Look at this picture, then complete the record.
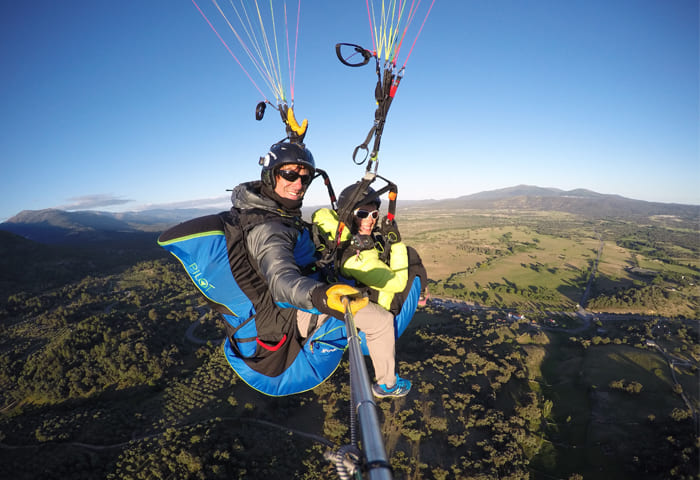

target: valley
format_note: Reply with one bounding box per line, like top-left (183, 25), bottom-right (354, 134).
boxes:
top-left (0, 199), bottom-right (697, 479)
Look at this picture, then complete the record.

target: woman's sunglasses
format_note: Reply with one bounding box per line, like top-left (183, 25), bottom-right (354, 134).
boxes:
top-left (353, 208), bottom-right (379, 220)
top-left (277, 169), bottom-right (312, 185)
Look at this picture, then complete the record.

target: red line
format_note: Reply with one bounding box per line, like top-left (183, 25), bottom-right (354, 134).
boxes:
top-left (292, 0), bottom-right (301, 102)
top-left (392, 0), bottom-right (417, 62)
top-left (366, 0), bottom-right (376, 52)
top-left (402, 0), bottom-right (436, 68)
top-left (285, 2), bottom-right (292, 101)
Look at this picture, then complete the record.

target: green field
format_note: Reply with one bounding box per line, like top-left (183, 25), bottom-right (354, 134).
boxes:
top-left (399, 209), bottom-right (700, 318)
top-left (529, 331), bottom-right (697, 480)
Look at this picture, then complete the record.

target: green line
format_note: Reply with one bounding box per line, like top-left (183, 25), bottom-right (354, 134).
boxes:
top-left (157, 230), bottom-right (225, 246)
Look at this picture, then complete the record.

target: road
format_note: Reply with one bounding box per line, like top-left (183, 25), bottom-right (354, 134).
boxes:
top-left (184, 307), bottom-right (224, 345)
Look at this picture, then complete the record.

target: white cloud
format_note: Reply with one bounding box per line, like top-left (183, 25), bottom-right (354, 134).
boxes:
top-left (134, 195), bottom-right (230, 211)
top-left (59, 194), bottom-right (133, 210)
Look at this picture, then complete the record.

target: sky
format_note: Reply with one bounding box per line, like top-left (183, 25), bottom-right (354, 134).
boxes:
top-left (1, 0), bottom-right (698, 221)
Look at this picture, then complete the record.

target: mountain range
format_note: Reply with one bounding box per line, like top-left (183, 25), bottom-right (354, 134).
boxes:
top-left (0, 208), bottom-right (217, 244)
top-left (406, 185), bottom-right (699, 218)
top-left (1, 185), bottom-right (697, 245)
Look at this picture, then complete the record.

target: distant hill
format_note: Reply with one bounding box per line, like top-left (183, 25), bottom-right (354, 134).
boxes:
top-left (112, 208), bottom-right (228, 231)
top-left (0, 229), bottom-right (43, 258)
top-left (0, 225), bottom-right (166, 297)
top-left (403, 184), bottom-right (700, 221)
top-left (6, 208), bottom-right (136, 230)
top-left (2, 186), bottom-right (698, 244)
top-left (0, 208), bottom-right (221, 244)
top-left (2, 209), bottom-right (136, 243)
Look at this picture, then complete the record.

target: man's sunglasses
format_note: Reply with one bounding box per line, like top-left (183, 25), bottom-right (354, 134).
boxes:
top-left (354, 208), bottom-right (379, 220)
top-left (277, 169), bottom-right (312, 185)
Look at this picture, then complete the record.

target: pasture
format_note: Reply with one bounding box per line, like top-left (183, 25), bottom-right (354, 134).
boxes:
top-left (398, 208), bottom-right (699, 317)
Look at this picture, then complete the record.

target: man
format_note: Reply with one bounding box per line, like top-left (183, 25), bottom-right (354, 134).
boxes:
top-left (230, 142), bottom-right (411, 397)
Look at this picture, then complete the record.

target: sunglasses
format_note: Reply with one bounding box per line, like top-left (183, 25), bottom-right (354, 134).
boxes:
top-left (277, 169), bottom-right (312, 185)
top-left (354, 208), bottom-right (379, 220)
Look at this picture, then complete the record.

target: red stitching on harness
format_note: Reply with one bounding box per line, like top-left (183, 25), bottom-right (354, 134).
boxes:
top-left (256, 334), bottom-right (287, 352)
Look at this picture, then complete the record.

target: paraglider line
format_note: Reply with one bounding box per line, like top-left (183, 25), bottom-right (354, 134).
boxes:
top-left (226, 0), bottom-right (284, 103)
top-left (191, 0), bottom-right (268, 101)
top-left (401, 0), bottom-right (435, 68)
top-left (284, 2), bottom-right (292, 102)
top-left (366, 0), bottom-right (377, 58)
top-left (292, 0), bottom-right (301, 102)
top-left (283, 1), bottom-right (301, 103)
top-left (390, 0), bottom-right (416, 64)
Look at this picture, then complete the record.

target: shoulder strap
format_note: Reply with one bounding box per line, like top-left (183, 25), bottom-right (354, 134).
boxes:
top-left (237, 207), bottom-right (307, 233)
top-left (221, 210), bottom-right (295, 335)
top-left (221, 210), bottom-right (302, 376)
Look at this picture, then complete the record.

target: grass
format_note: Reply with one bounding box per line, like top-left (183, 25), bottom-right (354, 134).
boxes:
top-left (583, 346), bottom-right (671, 385)
top-left (399, 209), bottom-right (699, 318)
top-left (410, 224), bottom-right (600, 309)
top-left (527, 330), bottom-right (696, 479)
top-left (596, 241), bottom-right (634, 281)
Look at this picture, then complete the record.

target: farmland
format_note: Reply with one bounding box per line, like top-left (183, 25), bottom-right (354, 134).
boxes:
top-left (399, 208), bottom-right (699, 319)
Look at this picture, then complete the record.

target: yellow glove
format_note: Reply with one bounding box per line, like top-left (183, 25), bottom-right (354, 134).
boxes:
top-left (326, 284), bottom-right (369, 315)
top-left (312, 284), bottom-right (369, 318)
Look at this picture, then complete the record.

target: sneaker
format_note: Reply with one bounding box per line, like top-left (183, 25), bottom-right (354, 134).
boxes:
top-left (418, 287), bottom-right (430, 306)
top-left (372, 375), bottom-right (411, 398)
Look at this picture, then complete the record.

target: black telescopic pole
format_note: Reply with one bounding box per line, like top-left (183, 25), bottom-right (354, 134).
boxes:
top-left (341, 297), bottom-right (393, 480)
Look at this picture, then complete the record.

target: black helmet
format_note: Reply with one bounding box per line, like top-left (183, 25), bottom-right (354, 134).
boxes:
top-left (260, 142), bottom-right (316, 188)
top-left (338, 182), bottom-right (381, 211)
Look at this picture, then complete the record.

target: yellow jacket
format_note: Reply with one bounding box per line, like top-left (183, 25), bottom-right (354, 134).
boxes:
top-left (312, 208), bottom-right (409, 310)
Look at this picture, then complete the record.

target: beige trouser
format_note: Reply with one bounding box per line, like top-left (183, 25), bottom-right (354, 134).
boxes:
top-left (297, 302), bottom-right (396, 386)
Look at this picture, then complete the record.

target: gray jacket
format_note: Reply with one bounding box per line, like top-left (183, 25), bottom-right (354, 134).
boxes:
top-left (231, 181), bottom-right (321, 311)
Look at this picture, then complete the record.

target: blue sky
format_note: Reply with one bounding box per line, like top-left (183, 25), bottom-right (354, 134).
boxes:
top-left (1, 1), bottom-right (698, 221)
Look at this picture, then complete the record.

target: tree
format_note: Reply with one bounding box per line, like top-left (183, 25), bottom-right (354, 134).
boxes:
top-left (670, 408), bottom-right (691, 421)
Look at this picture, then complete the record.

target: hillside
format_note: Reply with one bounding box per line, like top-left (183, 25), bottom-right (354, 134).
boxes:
top-left (405, 185), bottom-right (699, 225)
top-left (0, 208), bottom-right (220, 244)
top-left (0, 228), bottom-right (166, 297)
top-left (0, 256), bottom-right (696, 479)
top-left (2, 186), bottom-right (698, 245)
top-left (0, 195), bottom-right (698, 479)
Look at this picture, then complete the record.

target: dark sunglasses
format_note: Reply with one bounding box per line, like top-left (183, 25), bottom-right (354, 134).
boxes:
top-left (277, 169), bottom-right (312, 185)
top-left (354, 208), bottom-right (379, 220)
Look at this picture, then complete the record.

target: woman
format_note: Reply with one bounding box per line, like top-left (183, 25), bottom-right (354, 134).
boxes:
top-left (312, 183), bottom-right (410, 312)
top-left (313, 183), bottom-right (415, 396)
